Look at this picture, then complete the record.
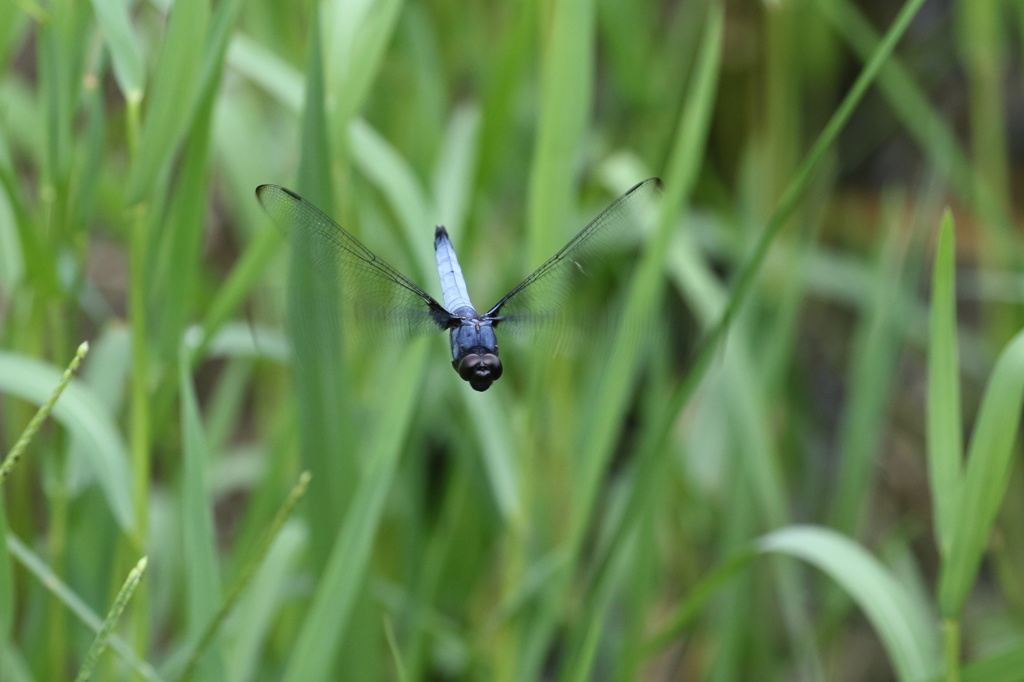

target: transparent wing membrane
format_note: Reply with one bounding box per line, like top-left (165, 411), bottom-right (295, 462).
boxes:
top-left (486, 178), bottom-right (662, 339)
top-left (256, 185), bottom-right (454, 340)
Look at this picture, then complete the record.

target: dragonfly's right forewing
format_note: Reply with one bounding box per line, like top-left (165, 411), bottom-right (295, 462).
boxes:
top-left (484, 178), bottom-right (662, 342)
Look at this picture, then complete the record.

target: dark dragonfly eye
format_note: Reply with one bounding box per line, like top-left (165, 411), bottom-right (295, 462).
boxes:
top-left (457, 353), bottom-right (503, 392)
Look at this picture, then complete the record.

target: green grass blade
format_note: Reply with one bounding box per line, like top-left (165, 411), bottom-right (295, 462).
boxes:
top-left (0, 346), bottom-right (133, 529)
top-left (641, 548), bottom-right (760, 664)
top-left (322, 0), bottom-right (404, 130)
top-left (542, 6), bottom-right (724, 676)
top-left (831, 198), bottom-right (917, 533)
top-left (348, 118), bottom-right (434, 282)
top-left (816, 0), bottom-right (1012, 239)
top-left (958, 1), bottom-right (1014, 278)
top-left (0, 638), bottom-right (33, 682)
top-left (525, 0), bottom-right (594, 266)
top-left (939, 328), bottom-right (1024, 616)
top-left (282, 340), bottom-right (429, 682)
top-left (177, 472), bottom-right (311, 682)
top-left (87, 0), bottom-right (144, 101)
top-left (382, 614), bottom-right (409, 682)
top-left (561, 528), bottom-right (638, 682)
top-left (431, 104), bottom-right (481, 237)
top-left (127, 0), bottom-right (210, 201)
top-left (759, 526), bottom-right (941, 681)
top-left (927, 210), bottom-right (963, 556)
top-left (178, 344), bottom-right (225, 680)
top-left (288, 1), bottom-right (351, 570)
top-left (462, 390), bottom-right (522, 526)
top-left (193, 226), bottom-right (283, 365)
top-left (701, 0), bottom-right (928, 358)
top-left (152, 94), bottom-right (215, 366)
top-left (226, 33), bottom-right (303, 111)
top-left (0, 6), bottom-right (27, 68)
top-left (225, 522), bottom-right (307, 682)
top-left (724, 336), bottom-right (825, 680)
top-left (0, 182), bottom-right (25, 291)
top-left (637, 0), bottom-right (929, 504)
top-left (959, 642), bottom-right (1024, 682)
top-left (73, 556), bottom-right (148, 682)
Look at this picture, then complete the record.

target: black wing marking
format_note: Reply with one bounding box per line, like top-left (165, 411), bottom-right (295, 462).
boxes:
top-left (484, 178), bottom-right (662, 333)
top-left (256, 185), bottom-right (456, 338)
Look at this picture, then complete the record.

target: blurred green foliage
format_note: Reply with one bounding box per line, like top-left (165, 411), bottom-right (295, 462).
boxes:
top-left (1, 0), bottom-right (1024, 680)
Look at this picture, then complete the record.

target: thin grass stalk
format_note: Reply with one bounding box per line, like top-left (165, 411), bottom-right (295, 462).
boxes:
top-left (73, 557), bottom-right (148, 682)
top-left (943, 618), bottom-right (961, 682)
top-left (127, 198), bottom-right (151, 662)
top-left (0, 341), bottom-right (88, 482)
top-left (382, 615), bottom-right (409, 682)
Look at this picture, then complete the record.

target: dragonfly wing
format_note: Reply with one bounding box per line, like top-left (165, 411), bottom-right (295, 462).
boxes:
top-left (257, 185), bottom-right (455, 339)
top-left (484, 178), bottom-right (662, 340)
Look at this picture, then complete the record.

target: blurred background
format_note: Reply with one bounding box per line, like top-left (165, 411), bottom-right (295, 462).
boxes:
top-left (1, 0), bottom-right (1023, 679)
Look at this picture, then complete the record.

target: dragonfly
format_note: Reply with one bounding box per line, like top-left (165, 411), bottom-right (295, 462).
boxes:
top-left (256, 177), bottom-right (661, 391)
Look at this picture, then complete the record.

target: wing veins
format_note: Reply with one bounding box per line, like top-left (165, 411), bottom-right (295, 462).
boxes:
top-left (257, 185), bottom-right (454, 330)
top-left (485, 178), bottom-right (660, 318)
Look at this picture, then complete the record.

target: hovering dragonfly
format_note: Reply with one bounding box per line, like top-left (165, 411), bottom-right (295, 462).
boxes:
top-left (256, 178), bottom-right (661, 391)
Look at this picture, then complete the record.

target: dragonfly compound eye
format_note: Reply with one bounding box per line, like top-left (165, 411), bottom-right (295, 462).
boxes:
top-left (458, 353), bottom-right (503, 391)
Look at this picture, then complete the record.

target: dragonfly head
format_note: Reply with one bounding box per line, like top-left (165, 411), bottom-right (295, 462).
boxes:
top-left (456, 353), bottom-right (503, 391)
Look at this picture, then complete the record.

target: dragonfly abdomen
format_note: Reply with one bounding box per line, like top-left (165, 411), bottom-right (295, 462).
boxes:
top-left (434, 226), bottom-right (475, 314)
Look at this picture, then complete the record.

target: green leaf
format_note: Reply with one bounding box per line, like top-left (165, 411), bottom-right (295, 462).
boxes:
top-left (939, 327), bottom-right (1024, 616)
top-left (759, 526), bottom-right (940, 681)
